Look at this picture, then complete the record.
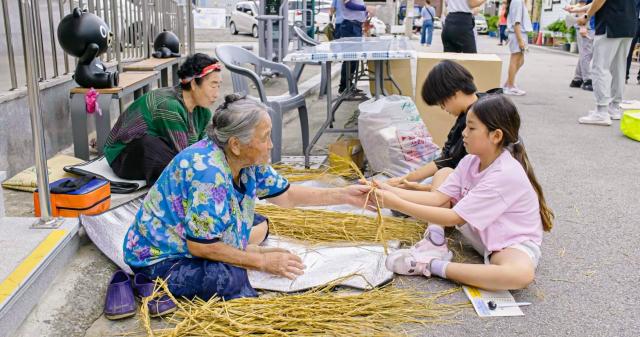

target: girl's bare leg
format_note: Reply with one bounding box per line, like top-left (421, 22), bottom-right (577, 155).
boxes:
top-left (442, 248), bottom-right (535, 290)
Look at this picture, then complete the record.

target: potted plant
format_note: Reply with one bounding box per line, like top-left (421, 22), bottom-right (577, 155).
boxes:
top-left (543, 32), bottom-right (553, 46)
top-left (486, 14), bottom-right (499, 37)
top-left (568, 26), bottom-right (578, 53)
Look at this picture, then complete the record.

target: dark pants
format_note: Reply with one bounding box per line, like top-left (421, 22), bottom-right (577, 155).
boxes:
top-left (339, 20), bottom-right (363, 92)
top-left (130, 214), bottom-right (268, 301)
top-left (132, 258), bottom-right (258, 301)
top-left (499, 24), bottom-right (507, 44)
top-left (110, 135), bottom-right (177, 186)
top-left (442, 12), bottom-right (477, 53)
top-left (334, 22), bottom-right (342, 39)
top-left (626, 19), bottom-right (640, 80)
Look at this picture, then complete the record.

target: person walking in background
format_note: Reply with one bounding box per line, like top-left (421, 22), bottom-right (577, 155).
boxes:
top-left (330, 0), bottom-right (344, 40)
top-left (565, 0), bottom-right (595, 91)
top-left (503, 0), bottom-right (532, 96)
top-left (498, 1), bottom-right (508, 46)
top-left (625, 0), bottom-right (640, 84)
top-left (337, 0), bottom-right (375, 94)
top-left (441, 0), bottom-right (488, 53)
top-left (577, 0), bottom-right (637, 126)
top-left (421, 1), bottom-right (436, 46)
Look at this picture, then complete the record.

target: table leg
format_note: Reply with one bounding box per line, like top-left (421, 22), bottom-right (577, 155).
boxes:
top-left (374, 60), bottom-right (384, 99)
top-left (94, 94), bottom-right (114, 156)
top-left (306, 61), bottom-right (359, 167)
top-left (70, 94), bottom-right (89, 160)
top-left (306, 62), bottom-right (333, 166)
top-left (160, 68), bottom-right (169, 87)
top-left (171, 64), bottom-right (179, 86)
top-left (134, 87), bottom-right (145, 99)
top-left (385, 60), bottom-right (402, 96)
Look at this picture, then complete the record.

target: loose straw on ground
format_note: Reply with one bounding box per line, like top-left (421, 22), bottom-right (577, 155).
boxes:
top-left (138, 279), bottom-right (467, 337)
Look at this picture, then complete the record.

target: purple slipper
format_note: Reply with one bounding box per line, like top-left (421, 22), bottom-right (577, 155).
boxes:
top-left (104, 270), bottom-right (136, 320)
top-left (133, 273), bottom-right (177, 317)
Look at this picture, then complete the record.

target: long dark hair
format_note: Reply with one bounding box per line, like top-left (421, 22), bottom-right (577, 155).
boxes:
top-left (505, 0), bottom-right (513, 19)
top-left (470, 95), bottom-right (554, 232)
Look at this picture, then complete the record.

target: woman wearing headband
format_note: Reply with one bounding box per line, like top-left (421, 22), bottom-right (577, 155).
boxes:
top-left (104, 53), bottom-right (222, 185)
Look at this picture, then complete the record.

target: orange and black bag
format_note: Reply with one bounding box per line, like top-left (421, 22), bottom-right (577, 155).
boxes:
top-left (34, 176), bottom-right (110, 217)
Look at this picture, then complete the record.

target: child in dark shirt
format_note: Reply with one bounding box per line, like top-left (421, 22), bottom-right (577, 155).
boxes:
top-left (388, 60), bottom-right (501, 192)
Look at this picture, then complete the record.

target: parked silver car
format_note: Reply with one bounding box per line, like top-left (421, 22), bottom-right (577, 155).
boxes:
top-left (229, 1), bottom-right (259, 38)
top-left (475, 15), bottom-right (488, 34)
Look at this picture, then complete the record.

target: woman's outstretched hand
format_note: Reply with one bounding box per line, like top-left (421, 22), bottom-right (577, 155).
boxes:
top-left (355, 179), bottom-right (401, 211)
top-left (261, 251), bottom-right (305, 280)
top-left (342, 184), bottom-right (373, 208)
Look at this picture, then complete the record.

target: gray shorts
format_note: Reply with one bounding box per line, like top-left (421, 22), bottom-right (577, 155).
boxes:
top-left (508, 32), bottom-right (527, 54)
top-left (457, 224), bottom-right (541, 269)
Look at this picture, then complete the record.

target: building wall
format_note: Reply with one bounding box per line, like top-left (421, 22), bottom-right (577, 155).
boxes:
top-left (540, 0), bottom-right (572, 30)
top-left (0, 79), bottom-right (79, 177)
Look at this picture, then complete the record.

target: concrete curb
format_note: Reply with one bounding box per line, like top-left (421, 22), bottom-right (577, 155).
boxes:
top-left (528, 44), bottom-right (579, 57)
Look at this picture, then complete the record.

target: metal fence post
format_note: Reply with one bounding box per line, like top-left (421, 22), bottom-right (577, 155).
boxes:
top-left (110, 0), bottom-right (121, 73)
top-left (186, 0), bottom-right (194, 54)
top-left (142, 0), bottom-right (150, 58)
top-left (1, 0), bottom-right (19, 89)
top-left (19, 0), bottom-right (63, 229)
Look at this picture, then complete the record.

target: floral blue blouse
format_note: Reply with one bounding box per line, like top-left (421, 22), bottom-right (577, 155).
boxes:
top-left (123, 139), bottom-right (289, 268)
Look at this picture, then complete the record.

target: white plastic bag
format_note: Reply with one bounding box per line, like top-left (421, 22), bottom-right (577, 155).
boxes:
top-left (358, 95), bottom-right (440, 177)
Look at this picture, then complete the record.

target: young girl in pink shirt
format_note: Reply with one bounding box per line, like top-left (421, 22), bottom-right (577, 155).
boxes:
top-left (368, 95), bottom-right (554, 290)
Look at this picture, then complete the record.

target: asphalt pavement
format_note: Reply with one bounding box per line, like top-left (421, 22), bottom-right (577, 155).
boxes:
top-left (7, 29), bottom-right (640, 336)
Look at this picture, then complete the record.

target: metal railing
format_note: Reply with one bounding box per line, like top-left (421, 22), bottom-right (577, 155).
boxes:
top-left (0, 0), bottom-right (194, 92)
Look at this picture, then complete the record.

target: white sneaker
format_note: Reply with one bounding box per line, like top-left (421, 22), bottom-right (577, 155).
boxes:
top-left (503, 86), bottom-right (526, 96)
top-left (578, 112), bottom-right (612, 126)
top-left (609, 106), bottom-right (622, 120)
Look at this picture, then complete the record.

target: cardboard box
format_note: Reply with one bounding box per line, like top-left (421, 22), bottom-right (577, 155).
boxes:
top-left (328, 138), bottom-right (365, 170)
top-left (416, 53), bottom-right (502, 147)
top-left (367, 59), bottom-right (414, 97)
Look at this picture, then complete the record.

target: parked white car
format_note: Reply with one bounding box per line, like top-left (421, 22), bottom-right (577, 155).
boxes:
top-left (290, 0), bottom-right (332, 33)
top-left (229, 1), bottom-right (259, 37)
top-left (229, 1), bottom-right (332, 37)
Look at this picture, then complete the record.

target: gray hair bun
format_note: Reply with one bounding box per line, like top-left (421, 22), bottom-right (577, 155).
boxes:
top-left (208, 93), bottom-right (268, 147)
top-left (216, 93), bottom-right (246, 113)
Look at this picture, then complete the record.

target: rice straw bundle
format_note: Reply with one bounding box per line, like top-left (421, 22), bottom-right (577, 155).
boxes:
top-left (255, 204), bottom-right (425, 245)
top-left (139, 279), bottom-right (467, 337)
top-left (272, 162), bottom-right (360, 183)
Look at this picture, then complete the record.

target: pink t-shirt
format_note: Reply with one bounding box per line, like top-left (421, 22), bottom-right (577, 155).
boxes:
top-left (438, 151), bottom-right (543, 252)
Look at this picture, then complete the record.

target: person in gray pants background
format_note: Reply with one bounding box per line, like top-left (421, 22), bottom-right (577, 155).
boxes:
top-left (578, 0), bottom-right (638, 126)
top-left (566, 0), bottom-right (594, 91)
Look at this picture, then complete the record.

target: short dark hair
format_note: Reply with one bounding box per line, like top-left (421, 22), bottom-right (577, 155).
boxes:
top-left (421, 60), bottom-right (477, 106)
top-left (177, 53), bottom-right (219, 91)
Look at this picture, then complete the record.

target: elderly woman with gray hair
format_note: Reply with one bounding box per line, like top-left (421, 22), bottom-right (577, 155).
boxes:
top-left (121, 94), bottom-right (369, 304)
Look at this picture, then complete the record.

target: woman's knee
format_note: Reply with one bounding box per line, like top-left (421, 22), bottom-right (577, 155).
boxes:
top-left (165, 259), bottom-right (256, 300)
